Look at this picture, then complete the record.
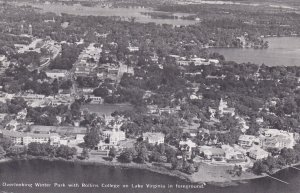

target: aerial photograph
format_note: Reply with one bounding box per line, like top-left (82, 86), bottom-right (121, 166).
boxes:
top-left (0, 0), bottom-right (299, 192)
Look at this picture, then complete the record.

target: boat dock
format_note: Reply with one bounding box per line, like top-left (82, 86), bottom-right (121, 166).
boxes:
top-left (291, 166), bottom-right (300, 171)
top-left (264, 173), bottom-right (289, 184)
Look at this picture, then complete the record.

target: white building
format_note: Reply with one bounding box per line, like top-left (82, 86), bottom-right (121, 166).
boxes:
top-left (259, 129), bottom-right (295, 150)
top-left (179, 139), bottom-right (197, 153)
top-left (46, 70), bottom-right (67, 79)
top-left (198, 146), bottom-right (225, 160)
top-left (143, 132), bottom-right (165, 145)
top-left (103, 129), bottom-right (126, 145)
top-left (221, 144), bottom-right (246, 161)
top-left (0, 55), bottom-right (6, 62)
top-left (75, 134), bottom-right (85, 143)
top-left (20, 94), bottom-right (46, 101)
top-left (85, 95), bottom-right (103, 104)
top-left (238, 135), bottom-right (259, 147)
top-left (219, 98), bottom-right (235, 117)
top-left (248, 146), bottom-right (269, 160)
top-left (127, 46), bottom-right (139, 52)
top-left (2, 130), bottom-right (60, 146)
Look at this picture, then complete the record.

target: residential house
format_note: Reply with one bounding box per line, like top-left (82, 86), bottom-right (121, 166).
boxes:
top-left (5, 120), bottom-right (20, 130)
top-left (221, 144), bottom-right (246, 162)
top-left (198, 146), bottom-right (225, 160)
top-left (179, 139), bottom-right (197, 153)
top-left (238, 135), bottom-right (259, 147)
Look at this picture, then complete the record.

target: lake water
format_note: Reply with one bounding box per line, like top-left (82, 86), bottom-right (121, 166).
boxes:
top-left (210, 37), bottom-right (300, 66)
top-left (0, 160), bottom-right (299, 193)
top-left (15, 3), bottom-right (198, 26)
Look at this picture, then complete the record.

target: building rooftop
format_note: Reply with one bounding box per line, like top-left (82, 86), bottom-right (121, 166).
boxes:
top-left (30, 125), bottom-right (87, 135)
top-left (144, 132), bottom-right (165, 137)
top-left (199, 146), bottom-right (225, 156)
top-left (239, 135), bottom-right (257, 141)
top-left (2, 130), bottom-right (59, 138)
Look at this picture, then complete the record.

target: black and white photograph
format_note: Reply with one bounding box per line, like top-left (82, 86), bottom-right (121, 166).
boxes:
top-left (0, 0), bottom-right (299, 193)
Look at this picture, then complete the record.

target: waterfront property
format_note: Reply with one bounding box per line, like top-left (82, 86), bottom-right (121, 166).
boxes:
top-left (259, 129), bottom-right (295, 150)
top-left (198, 146), bottom-right (226, 161)
top-left (248, 146), bottom-right (269, 160)
top-left (1, 130), bottom-right (60, 146)
top-left (0, 158), bottom-right (298, 193)
top-left (209, 37), bottom-right (300, 66)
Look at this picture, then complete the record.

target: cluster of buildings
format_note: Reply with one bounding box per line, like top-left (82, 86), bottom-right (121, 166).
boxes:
top-left (237, 128), bottom-right (297, 160)
top-left (74, 44), bottom-right (101, 77)
top-left (173, 127), bottom-right (298, 170)
top-left (2, 92), bottom-right (72, 108)
top-left (73, 43), bottom-right (133, 81)
top-left (127, 45), bottom-right (139, 52)
top-left (1, 130), bottom-right (60, 146)
top-left (168, 55), bottom-right (220, 66)
top-left (197, 144), bottom-right (246, 164)
top-left (0, 125), bottom-right (88, 147)
top-left (45, 69), bottom-right (70, 80)
top-left (147, 105), bottom-right (181, 115)
top-left (209, 98), bottom-right (236, 120)
top-left (14, 38), bottom-right (43, 54)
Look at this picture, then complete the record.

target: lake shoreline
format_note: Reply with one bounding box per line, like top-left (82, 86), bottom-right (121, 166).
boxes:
top-left (1, 156), bottom-right (299, 187)
top-left (0, 156), bottom-right (264, 187)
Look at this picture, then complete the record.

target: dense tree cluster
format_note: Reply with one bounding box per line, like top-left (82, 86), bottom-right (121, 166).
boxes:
top-left (49, 43), bottom-right (85, 70)
top-left (84, 127), bottom-right (101, 149)
top-left (252, 145), bottom-right (300, 174)
top-left (157, 3), bottom-right (300, 39)
top-left (27, 105), bottom-right (69, 126)
top-left (27, 142), bottom-right (77, 159)
top-left (3, 67), bottom-right (65, 96)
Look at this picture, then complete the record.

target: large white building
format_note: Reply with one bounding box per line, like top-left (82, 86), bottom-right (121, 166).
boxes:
top-left (46, 70), bottom-right (67, 79)
top-left (219, 98), bottom-right (235, 117)
top-left (103, 129), bottom-right (126, 145)
top-left (179, 139), bottom-right (197, 153)
top-left (259, 129), bottom-right (295, 150)
top-left (248, 146), bottom-right (269, 160)
top-left (143, 132), bottom-right (165, 145)
top-left (1, 130), bottom-right (60, 146)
